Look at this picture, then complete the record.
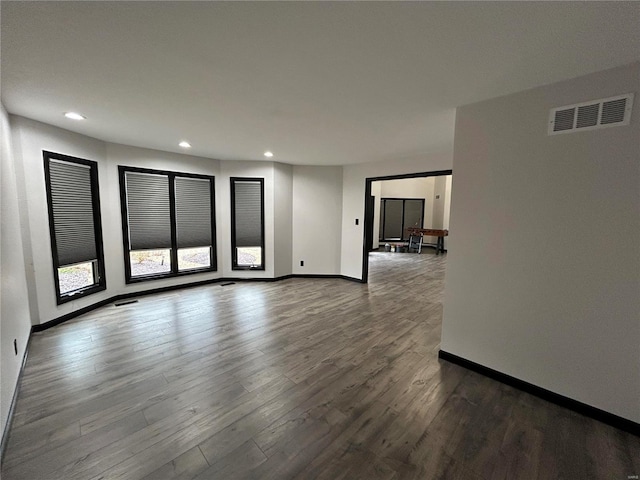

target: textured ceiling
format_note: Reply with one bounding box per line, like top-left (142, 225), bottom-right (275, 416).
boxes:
top-left (2, 1), bottom-right (639, 165)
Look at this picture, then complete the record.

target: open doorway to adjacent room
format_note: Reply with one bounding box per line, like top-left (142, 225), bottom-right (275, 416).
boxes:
top-left (361, 170), bottom-right (452, 283)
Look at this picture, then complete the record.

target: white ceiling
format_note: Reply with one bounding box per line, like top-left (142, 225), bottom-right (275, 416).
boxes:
top-left (2, 2), bottom-right (639, 166)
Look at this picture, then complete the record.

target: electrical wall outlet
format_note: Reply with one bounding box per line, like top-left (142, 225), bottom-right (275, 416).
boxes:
top-left (300, 260), bottom-right (304, 267)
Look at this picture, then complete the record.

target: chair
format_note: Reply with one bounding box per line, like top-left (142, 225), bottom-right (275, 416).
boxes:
top-left (408, 234), bottom-right (423, 253)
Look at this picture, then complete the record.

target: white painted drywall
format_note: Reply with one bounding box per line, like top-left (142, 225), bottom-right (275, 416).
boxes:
top-left (340, 155), bottom-right (452, 279)
top-left (274, 163), bottom-right (293, 278)
top-left (292, 166), bottom-right (343, 275)
top-left (371, 181), bottom-right (381, 249)
top-left (432, 176), bottom-right (446, 229)
top-left (443, 175), bottom-right (452, 230)
top-left (1, 106), bottom-right (33, 440)
top-left (442, 62), bottom-right (640, 422)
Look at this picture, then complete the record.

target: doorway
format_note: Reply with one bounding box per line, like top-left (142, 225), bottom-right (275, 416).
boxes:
top-left (361, 170), bottom-right (452, 283)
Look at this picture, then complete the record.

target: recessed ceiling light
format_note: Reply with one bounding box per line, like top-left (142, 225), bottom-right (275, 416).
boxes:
top-left (264, 151), bottom-right (274, 158)
top-left (64, 112), bottom-right (86, 120)
top-left (179, 141), bottom-right (191, 148)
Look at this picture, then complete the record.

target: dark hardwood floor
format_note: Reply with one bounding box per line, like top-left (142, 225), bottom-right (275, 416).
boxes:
top-left (2, 250), bottom-right (639, 479)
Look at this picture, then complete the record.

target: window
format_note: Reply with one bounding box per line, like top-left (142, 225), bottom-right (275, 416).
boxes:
top-left (43, 151), bottom-right (106, 304)
top-left (119, 166), bottom-right (216, 283)
top-left (175, 176), bottom-right (215, 272)
top-left (230, 178), bottom-right (264, 270)
top-left (379, 198), bottom-right (424, 241)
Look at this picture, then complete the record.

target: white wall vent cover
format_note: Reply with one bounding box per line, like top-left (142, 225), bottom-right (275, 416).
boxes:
top-left (548, 93), bottom-right (634, 135)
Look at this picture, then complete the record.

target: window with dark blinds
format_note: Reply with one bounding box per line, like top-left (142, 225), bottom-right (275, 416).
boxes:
top-left (231, 178), bottom-right (265, 270)
top-left (119, 166), bottom-right (216, 282)
top-left (44, 151), bottom-right (105, 304)
top-left (175, 176), bottom-right (212, 249)
top-left (382, 199), bottom-right (404, 240)
top-left (233, 181), bottom-right (263, 247)
top-left (124, 172), bottom-right (172, 250)
top-left (48, 160), bottom-right (98, 265)
top-left (379, 198), bottom-right (425, 242)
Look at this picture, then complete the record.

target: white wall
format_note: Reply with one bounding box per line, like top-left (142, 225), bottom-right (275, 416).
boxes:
top-left (292, 166), bottom-right (343, 275)
top-left (340, 155), bottom-right (453, 279)
top-left (1, 106), bottom-right (32, 439)
top-left (432, 176), bottom-right (447, 229)
top-left (442, 62), bottom-right (640, 422)
top-left (379, 177), bottom-right (434, 201)
top-left (371, 181), bottom-right (381, 249)
top-left (443, 175), bottom-right (452, 230)
top-left (274, 163), bottom-right (293, 278)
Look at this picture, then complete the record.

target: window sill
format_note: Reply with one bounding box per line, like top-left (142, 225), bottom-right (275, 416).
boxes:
top-left (125, 267), bottom-right (217, 284)
top-left (57, 283), bottom-right (106, 305)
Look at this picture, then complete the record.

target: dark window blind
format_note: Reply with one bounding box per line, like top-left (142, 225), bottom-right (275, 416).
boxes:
top-left (380, 198), bottom-right (425, 241)
top-left (404, 200), bottom-right (423, 230)
top-left (383, 199), bottom-right (404, 239)
top-left (175, 176), bottom-right (212, 248)
top-left (233, 180), bottom-right (263, 247)
top-left (125, 172), bottom-right (172, 250)
top-left (48, 159), bottom-right (97, 266)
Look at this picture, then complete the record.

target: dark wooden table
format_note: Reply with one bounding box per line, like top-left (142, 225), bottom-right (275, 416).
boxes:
top-left (407, 228), bottom-right (448, 254)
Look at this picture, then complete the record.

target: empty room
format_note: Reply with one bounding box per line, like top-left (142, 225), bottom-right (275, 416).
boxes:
top-left (1, 2), bottom-right (639, 479)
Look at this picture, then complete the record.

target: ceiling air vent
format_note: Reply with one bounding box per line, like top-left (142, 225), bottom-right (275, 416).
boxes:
top-left (548, 93), bottom-right (634, 135)
top-left (553, 107), bottom-right (575, 132)
top-left (601, 98), bottom-right (628, 125)
top-left (576, 103), bottom-right (599, 128)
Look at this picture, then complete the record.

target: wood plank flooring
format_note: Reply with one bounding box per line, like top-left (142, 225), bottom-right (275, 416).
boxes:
top-left (2, 251), bottom-right (639, 479)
